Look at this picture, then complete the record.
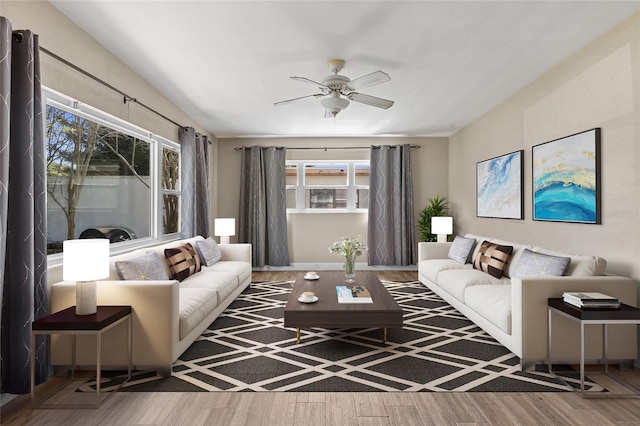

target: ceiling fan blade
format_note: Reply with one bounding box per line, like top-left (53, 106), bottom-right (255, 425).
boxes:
top-left (346, 71), bottom-right (390, 90)
top-left (290, 76), bottom-right (329, 89)
top-left (274, 93), bottom-right (324, 106)
top-left (346, 92), bottom-right (394, 109)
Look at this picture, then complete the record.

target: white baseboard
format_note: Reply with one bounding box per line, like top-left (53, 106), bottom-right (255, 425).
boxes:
top-left (253, 263), bottom-right (417, 272)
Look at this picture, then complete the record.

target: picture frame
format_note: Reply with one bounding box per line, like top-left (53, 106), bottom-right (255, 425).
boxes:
top-left (532, 128), bottom-right (601, 224)
top-left (476, 150), bottom-right (524, 219)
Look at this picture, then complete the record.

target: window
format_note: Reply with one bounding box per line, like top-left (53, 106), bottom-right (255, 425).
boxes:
top-left (286, 161), bottom-right (369, 212)
top-left (44, 89), bottom-right (180, 254)
top-left (161, 147), bottom-right (180, 234)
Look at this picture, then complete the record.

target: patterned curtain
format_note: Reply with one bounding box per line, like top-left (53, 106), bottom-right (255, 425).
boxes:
top-left (367, 144), bottom-right (416, 266)
top-left (238, 146), bottom-right (290, 267)
top-left (179, 127), bottom-right (210, 238)
top-left (0, 18), bottom-right (49, 394)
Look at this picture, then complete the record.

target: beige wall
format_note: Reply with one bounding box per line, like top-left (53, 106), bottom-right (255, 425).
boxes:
top-left (450, 12), bottom-right (640, 280)
top-left (1, 1), bottom-right (212, 141)
top-left (216, 137), bottom-right (448, 263)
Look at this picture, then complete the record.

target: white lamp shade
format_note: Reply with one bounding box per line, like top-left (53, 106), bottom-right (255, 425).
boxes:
top-left (63, 239), bottom-right (110, 281)
top-left (214, 218), bottom-right (236, 237)
top-left (431, 216), bottom-right (453, 235)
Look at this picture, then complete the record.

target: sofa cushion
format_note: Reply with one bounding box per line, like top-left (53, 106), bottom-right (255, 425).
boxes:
top-left (437, 268), bottom-right (508, 302)
top-left (181, 271), bottom-right (239, 302)
top-left (448, 235), bottom-right (476, 264)
top-left (465, 285), bottom-right (512, 334)
top-left (115, 252), bottom-right (170, 281)
top-left (473, 241), bottom-right (513, 279)
top-left (465, 234), bottom-right (531, 278)
top-left (108, 250), bottom-right (155, 280)
top-left (144, 236), bottom-right (204, 279)
top-left (202, 261), bottom-right (252, 286)
top-left (532, 246), bottom-right (606, 276)
top-left (165, 243), bottom-right (202, 282)
top-left (179, 288), bottom-right (218, 339)
top-left (419, 259), bottom-right (469, 284)
top-left (195, 237), bottom-right (222, 266)
top-left (512, 249), bottom-right (570, 278)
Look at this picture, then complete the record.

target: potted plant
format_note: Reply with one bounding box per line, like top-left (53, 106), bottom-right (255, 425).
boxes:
top-left (418, 195), bottom-right (450, 242)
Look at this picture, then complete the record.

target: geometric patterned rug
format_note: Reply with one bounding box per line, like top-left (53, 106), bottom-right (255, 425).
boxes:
top-left (83, 280), bottom-right (603, 393)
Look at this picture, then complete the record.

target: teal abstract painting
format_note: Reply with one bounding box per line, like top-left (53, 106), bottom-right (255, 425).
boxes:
top-left (532, 129), bottom-right (600, 224)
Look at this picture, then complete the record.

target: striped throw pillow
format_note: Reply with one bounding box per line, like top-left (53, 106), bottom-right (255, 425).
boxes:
top-left (164, 243), bottom-right (201, 281)
top-left (473, 240), bottom-right (513, 279)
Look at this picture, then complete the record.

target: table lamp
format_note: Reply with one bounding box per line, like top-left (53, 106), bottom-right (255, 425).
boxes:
top-left (431, 216), bottom-right (453, 243)
top-left (63, 239), bottom-right (110, 315)
top-left (214, 218), bottom-right (235, 244)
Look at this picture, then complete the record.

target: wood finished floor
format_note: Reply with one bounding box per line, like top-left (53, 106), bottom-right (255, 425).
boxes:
top-left (3, 271), bottom-right (640, 425)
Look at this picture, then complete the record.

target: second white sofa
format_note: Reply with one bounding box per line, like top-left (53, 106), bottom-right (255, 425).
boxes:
top-left (50, 235), bottom-right (252, 376)
top-left (418, 234), bottom-right (637, 370)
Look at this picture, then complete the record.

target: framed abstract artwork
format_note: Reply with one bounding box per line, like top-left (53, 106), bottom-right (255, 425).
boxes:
top-left (476, 150), bottom-right (524, 219)
top-left (532, 128), bottom-right (601, 224)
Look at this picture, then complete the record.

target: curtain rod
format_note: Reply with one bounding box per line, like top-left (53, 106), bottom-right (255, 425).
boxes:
top-left (39, 46), bottom-right (186, 129)
top-left (234, 145), bottom-right (421, 151)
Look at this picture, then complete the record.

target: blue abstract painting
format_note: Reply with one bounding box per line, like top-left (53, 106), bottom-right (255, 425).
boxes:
top-left (477, 150), bottom-right (523, 219)
top-left (533, 129), bottom-right (600, 223)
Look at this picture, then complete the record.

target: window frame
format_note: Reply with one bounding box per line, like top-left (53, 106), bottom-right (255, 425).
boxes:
top-left (43, 87), bottom-right (181, 262)
top-left (286, 160), bottom-right (369, 213)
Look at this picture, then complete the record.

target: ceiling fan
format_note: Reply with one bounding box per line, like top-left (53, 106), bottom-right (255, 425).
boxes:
top-left (274, 59), bottom-right (394, 118)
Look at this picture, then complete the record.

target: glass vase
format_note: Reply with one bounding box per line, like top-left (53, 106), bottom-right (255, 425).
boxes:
top-left (344, 252), bottom-right (356, 283)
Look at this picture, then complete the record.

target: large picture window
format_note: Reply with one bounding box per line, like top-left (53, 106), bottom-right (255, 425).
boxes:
top-left (44, 89), bottom-right (180, 254)
top-left (286, 161), bottom-right (369, 212)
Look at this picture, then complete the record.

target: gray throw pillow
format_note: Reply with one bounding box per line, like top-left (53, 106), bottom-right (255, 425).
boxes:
top-left (195, 237), bottom-right (222, 267)
top-left (116, 253), bottom-right (170, 281)
top-left (512, 249), bottom-right (570, 278)
top-left (448, 235), bottom-right (476, 264)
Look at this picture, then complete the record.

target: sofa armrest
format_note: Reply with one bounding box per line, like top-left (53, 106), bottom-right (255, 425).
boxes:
top-left (219, 243), bottom-right (251, 263)
top-left (418, 242), bottom-right (452, 261)
top-left (50, 279), bottom-right (180, 369)
top-left (512, 275), bottom-right (637, 367)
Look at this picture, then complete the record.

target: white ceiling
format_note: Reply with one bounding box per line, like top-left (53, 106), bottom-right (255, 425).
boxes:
top-left (49, 1), bottom-right (640, 139)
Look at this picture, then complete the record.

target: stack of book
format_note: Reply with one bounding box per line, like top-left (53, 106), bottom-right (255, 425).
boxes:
top-left (562, 292), bottom-right (620, 309)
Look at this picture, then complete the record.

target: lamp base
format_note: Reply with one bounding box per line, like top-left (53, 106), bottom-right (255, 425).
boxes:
top-left (437, 234), bottom-right (448, 243)
top-left (76, 280), bottom-right (97, 315)
top-left (220, 236), bottom-right (230, 244)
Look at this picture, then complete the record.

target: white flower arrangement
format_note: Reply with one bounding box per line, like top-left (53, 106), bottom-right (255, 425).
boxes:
top-left (329, 236), bottom-right (367, 259)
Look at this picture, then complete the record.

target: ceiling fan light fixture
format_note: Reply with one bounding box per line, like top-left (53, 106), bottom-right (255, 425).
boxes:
top-left (320, 96), bottom-right (350, 117)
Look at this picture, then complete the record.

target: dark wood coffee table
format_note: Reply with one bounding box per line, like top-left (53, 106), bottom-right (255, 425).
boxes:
top-left (284, 271), bottom-right (403, 343)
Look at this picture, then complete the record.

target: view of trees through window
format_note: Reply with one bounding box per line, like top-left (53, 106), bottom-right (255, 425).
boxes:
top-left (46, 104), bottom-right (154, 253)
top-left (162, 148), bottom-right (180, 234)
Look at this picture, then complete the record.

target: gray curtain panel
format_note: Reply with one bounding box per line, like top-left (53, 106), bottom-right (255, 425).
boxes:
top-left (238, 146), bottom-right (290, 267)
top-left (0, 18), bottom-right (49, 394)
top-left (367, 144), bottom-right (416, 266)
top-left (179, 127), bottom-right (210, 238)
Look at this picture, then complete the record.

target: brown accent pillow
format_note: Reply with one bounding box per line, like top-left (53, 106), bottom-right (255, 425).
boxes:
top-left (473, 241), bottom-right (513, 279)
top-left (164, 243), bottom-right (201, 281)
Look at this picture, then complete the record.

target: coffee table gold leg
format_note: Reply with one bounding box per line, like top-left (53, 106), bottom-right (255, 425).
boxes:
top-left (296, 328), bottom-right (300, 344)
top-left (383, 327), bottom-right (387, 343)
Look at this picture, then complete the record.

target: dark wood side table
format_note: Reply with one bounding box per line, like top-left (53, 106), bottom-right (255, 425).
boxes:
top-left (547, 298), bottom-right (640, 398)
top-left (31, 306), bottom-right (132, 408)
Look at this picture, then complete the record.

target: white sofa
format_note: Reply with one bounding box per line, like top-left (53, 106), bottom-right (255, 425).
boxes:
top-left (50, 236), bottom-right (252, 376)
top-left (418, 234), bottom-right (637, 370)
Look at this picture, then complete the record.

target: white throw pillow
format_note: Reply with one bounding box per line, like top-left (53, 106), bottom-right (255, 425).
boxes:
top-left (512, 249), bottom-right (570, 278)
top-left (195, 237), bottom-right (222, 267)
top-left (448, 235), bottom-right (476, 264)
top-left (115, 253), bottom-right (170, 281)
